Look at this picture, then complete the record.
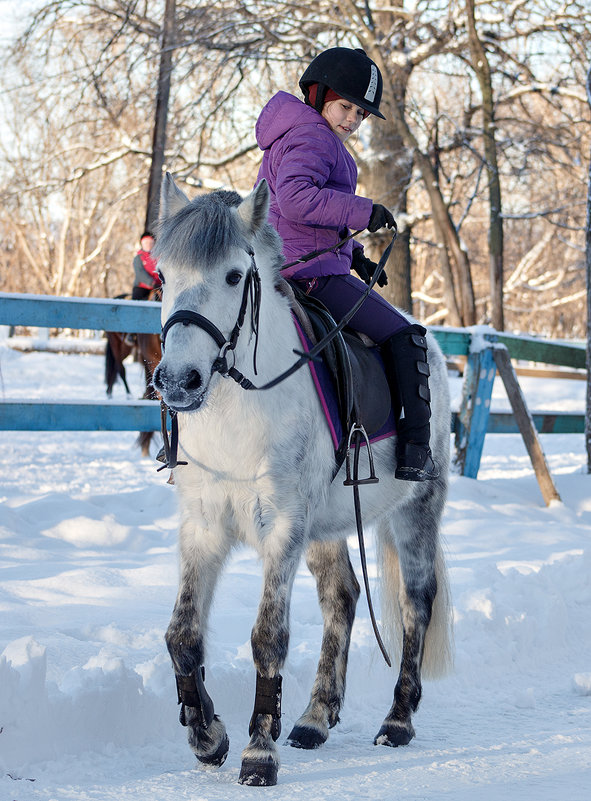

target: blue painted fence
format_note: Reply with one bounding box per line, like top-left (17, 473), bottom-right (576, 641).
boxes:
top-left (0, 292), bottom-right (586, 477)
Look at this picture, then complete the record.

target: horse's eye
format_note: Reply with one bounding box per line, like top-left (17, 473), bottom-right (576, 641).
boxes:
top-left (226, 270), bottom-right (242, 286)
top-left (157, 269), bottom-right (165, 285)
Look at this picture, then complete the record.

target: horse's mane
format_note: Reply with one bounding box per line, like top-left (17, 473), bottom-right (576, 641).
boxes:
top-left (155, 191), bottom-right (245, 268)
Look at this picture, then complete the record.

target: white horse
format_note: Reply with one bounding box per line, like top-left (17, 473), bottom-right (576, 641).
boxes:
top-left (152, 174), bottom-right (453, 787)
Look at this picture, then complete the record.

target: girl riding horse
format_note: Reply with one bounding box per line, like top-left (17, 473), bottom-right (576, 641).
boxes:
top-left (255, 47), bottom-right (438, 481)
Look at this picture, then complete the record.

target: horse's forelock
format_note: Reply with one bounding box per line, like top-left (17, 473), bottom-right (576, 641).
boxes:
top-left (156, 192), bottom-right (248, 269)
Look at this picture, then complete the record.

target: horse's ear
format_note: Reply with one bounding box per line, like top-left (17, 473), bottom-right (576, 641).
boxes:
top-left (160, 172), bottom-right (190, 220)
top-left (237, 180), bottom-right (269, 234)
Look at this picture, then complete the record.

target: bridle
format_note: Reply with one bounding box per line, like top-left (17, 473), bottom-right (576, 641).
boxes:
top-left (160, 250), bottom-right (262, 392)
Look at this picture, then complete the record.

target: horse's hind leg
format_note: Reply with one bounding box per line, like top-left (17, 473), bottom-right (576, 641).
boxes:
top-left (165, 519), bottom-right (232, 767)
top-left (375, 489), bottom-right (448, 747)
top-left (287, 540), bottom-right (360, 749)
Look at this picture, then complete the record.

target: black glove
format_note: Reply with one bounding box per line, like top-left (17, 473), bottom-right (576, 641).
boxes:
top-left (367, 203), bottom-right (397, 233)
top-left (351, 248), bottom-right (388, 287)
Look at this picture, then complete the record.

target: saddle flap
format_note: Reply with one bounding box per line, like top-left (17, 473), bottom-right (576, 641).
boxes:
top-left (282, 280), bottom-right (393, 442)
top-left (343, 332), bottom-right (392, 435)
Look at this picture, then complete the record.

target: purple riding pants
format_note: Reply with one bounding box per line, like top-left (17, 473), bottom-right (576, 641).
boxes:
top-left (294, 273), bottom-right (411, 345)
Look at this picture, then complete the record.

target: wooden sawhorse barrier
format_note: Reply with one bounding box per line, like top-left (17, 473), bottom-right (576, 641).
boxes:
top-left (0, 294), bottom-right (586, 505)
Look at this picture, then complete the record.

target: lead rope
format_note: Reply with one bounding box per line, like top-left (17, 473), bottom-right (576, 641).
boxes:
top-left (157, 402), bottom-right (187, 471)
top-left (344, 424), bottom-right (392, 667)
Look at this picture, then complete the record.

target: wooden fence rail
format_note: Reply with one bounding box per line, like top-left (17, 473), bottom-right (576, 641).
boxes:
top-left (0, 292), bottom-right (586, 480)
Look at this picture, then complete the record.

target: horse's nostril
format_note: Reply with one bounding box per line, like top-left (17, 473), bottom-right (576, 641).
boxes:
top-left (185, 369), bottom-right (202, 392)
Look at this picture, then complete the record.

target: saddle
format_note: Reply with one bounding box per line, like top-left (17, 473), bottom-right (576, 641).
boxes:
top-left (280, 280), bottom-right (395, 465)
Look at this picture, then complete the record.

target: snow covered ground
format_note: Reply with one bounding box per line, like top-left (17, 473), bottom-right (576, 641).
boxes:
top-left (0, 342), bottom-right (590, 800)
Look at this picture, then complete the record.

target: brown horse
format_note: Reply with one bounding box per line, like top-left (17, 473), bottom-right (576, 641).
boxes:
top-left (104, 294), bottom-right (162, 455)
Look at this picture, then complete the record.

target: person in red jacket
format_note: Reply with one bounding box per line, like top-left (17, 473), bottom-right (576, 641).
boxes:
top-left (124, 231), bottom-right (162, 345)
top-left (132, 231), bottom-right (161, 300)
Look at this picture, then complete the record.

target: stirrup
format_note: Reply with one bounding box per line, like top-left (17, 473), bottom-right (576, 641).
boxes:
top-left (395, 443), bottom-right (439, 482)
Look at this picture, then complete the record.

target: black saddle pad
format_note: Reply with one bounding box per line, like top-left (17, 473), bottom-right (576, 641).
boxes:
top-left (286, 282), bottom-right (395, 460)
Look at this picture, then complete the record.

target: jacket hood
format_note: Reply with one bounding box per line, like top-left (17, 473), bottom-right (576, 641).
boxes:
top-left (256, 91), bottom-right (329, 150)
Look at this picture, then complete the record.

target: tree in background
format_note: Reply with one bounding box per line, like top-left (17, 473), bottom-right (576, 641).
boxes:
top-left (585, 61), bottom-right (591, 474)
top-left (1, 0), bottom-right (589, 343)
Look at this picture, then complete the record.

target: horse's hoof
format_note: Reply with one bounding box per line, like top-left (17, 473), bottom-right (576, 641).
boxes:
top-left (374, 721), bottom-right (415, 747)
top-left (196, 732), bottom-right (230, 767)
top-left (238, 759), bottom-right (278, 786)
top-left (188, 716), bottom-right (229, 767)
top-left (286, 724), bottom-right (327, 750)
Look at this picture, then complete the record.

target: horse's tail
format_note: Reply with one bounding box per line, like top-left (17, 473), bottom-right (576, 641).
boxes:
top-left (378, 534), bottom-right (454, 679)
top-left (105, 337), bottom-right (117, 395)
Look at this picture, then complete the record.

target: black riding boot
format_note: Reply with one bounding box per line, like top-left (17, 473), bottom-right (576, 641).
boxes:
top-left (381, 324), bottom-right (439, 481)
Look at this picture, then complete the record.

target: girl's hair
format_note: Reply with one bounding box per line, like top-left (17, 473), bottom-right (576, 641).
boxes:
top-left (305, 83), bottom-right (370, 119)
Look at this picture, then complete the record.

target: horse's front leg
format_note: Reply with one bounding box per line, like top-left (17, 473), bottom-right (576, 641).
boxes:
top-left (239, 527), bottom-right (303, 787)
top-left (287, 539), bottom-right (360, 749)
top-left (165, 516), bottom-right (232, 767)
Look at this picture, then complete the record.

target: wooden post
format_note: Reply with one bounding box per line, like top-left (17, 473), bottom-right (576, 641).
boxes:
top-left (493, 345), bottom-right (561, 505)
top-left (454, 338), bottom-right (496, 478)
top-left (145, 0), bottom-right (176, 230)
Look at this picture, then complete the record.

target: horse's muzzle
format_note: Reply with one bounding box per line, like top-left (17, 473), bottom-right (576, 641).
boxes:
top-left (153, 363), bottom-right (207, 413)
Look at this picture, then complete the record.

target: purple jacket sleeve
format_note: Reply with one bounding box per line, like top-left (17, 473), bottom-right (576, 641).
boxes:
top-left (273, 125), bottom-right (373, 232)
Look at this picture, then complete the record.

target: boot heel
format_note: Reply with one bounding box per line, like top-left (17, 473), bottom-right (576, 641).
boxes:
top-left (395, 443), bottom-right (439, 481)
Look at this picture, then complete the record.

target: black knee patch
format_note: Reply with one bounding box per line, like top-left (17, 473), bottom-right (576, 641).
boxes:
top-left (175, 666), bottom-right (214, 729)
top-left (249, 673), bottom-right (283, 741)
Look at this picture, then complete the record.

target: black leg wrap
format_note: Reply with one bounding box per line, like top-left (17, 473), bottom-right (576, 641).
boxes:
top-left (175, 666), bottom-right (214, 729)
top-left (248, 673), bottom-right (283, 741)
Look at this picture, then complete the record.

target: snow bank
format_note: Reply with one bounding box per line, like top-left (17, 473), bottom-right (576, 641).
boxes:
top-left (0, 345), bottom-right (590, 800)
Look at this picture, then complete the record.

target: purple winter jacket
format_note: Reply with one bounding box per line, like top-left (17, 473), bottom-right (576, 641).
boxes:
top-left (255, 92), bottom-right (373, 280)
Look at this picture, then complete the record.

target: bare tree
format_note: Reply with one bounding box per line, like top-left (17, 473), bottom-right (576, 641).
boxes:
top-left (145, 0), bottom-right (177, 230)
top-left (2, 0), bottom-right (590, 345)
top-left (466, 0), bottom-right (504, 330)
top-left (586, 62), bottom-right (591, 473)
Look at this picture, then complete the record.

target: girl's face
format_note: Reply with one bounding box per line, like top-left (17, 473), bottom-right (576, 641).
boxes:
top-left (322, 99), bottom-right (366, 142)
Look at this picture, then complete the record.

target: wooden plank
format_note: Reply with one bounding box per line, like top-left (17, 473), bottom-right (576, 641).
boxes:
top-left (432, 326), bottom-right (585, 368)
top-left (493, 346), bottom-right (561, 505)
top-left (485, 411), bottom-right (584, 434)
top-left (430, 328), bottom-right (471, 356)
top-left (496, 332), bottom-right (585, 369)
top-left (3, 401), bottom-right (583, 435)
top-left (0, 293), bottom-right (161, 334)
top-left (454, 344), bottom-right (497, 478)
top-left (512, 366), bottom-right (586, 381)
top-left (445, 355), bottom-right (585, 381)
top-left (0, 400), bottom-right (161, 431)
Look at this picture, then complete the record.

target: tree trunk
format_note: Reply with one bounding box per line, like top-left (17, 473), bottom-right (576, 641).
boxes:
top-left (585, 64), bottom-right (591, 473)
top-left (466, 0), bottom-right (504, 331)
top-left (364, 107), bottom-right (413, 313)
top-left (145, 0), bottom-right (176, 230)
top-left (366, 43), bottom-right (476, 326)
top-left (360, 3), bottom-right (412, 313)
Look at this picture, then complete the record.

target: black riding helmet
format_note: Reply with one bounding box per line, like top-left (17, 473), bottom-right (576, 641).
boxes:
top-left (299, 47), bottom-right (385, 120)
